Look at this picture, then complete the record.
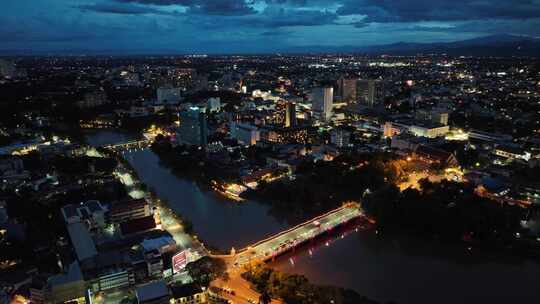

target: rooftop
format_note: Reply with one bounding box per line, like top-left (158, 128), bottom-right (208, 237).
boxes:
top-left (66, 222), bottom-right (97, 261)
top-left (120, 215), bottom-right (156, 236)
top-left (136, 281), bottom-right (170, 302)
top-left (170, 283), bottom-right (203, 298)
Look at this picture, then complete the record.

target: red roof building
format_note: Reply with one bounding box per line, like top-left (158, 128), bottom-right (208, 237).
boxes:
top-left (120, 215), bottom-right (156, 236)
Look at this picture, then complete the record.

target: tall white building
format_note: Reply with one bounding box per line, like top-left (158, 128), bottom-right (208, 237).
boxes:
top-left (312, 87), bottom-right (333, 121)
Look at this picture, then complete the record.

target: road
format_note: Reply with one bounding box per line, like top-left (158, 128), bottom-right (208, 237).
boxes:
top-left (208, 205), bottom-right (362, 304)
top-left (232, 205), bottom-right (362, 266)
top-left (213, 271), bottom-right (282, 304)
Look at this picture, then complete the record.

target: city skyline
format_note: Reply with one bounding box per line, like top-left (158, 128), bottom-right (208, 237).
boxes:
top-left (2, 0), bottom-right (540, 54)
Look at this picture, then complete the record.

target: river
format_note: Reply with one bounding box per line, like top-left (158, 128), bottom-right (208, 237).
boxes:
top-left (86, 131), bottom-right (540, 304)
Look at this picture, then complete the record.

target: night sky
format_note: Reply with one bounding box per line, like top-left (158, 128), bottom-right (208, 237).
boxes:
top-left (2, 0), bottom-right (540, 53)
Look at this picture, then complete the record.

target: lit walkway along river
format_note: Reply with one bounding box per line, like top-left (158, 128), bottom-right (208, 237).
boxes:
top-left (111, 144), bottom-right (540, 304)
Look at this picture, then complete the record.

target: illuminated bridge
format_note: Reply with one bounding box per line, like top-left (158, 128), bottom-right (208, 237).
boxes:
top-left (100, 139), bottom-right (150, 151)
top-left (218, 203), bottom-right (364, 267)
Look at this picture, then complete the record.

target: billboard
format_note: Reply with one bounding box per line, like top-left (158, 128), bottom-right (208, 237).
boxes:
top-left (172, 250), bottom-right (188, 273)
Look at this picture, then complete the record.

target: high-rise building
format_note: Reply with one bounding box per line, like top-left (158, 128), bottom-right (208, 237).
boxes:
top-left (285, 102), bottom-right (297, 127)
top-left (357, 80), bottom-right (384, 108)
top-left (176, 107), bottom-right (208, 147)
top-left (330, 128), bottom-right (351, 148)
top-left (337, 77), bottom-right (357, 103)
top-left (230, 122), bottom-right (260, 146)
top-left (312, 87), bottom-right (333, 121)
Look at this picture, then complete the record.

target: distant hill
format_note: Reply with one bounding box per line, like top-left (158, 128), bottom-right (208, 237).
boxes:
top-left (1, 34), bottom-right (538, 57)
top-left (285, 34), bottom-right (540, 57)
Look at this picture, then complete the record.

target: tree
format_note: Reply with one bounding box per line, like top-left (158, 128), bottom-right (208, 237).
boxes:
top-left (185, 256), bottom-right (226, 287)
top-left (259, 289), bottom-right (272, 304)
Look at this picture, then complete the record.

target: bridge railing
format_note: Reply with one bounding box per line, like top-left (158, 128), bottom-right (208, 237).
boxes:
top-left (238, 203), bottom-right (362, 254)
top-left (101, 139), bottom-right (150, 149)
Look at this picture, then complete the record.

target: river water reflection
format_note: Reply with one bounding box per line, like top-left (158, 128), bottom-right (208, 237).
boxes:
top-left (86, 132), bottom-right (540, 304)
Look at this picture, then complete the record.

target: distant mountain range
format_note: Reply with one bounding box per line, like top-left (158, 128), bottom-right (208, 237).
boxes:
top-left (285, 34), bottom-right (540, 57)
top-left (1, 34), bottom-right (538, 57)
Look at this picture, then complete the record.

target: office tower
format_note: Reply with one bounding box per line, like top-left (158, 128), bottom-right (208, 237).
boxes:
top-left (337, 77), bottom-right (357, 103)
top-left (230, 122), bottom-right (260, 146)
top-left (312, 87), bottom-right (333, 121)
top-left (285, 102), bottom-right (297, 127)
top-left (176, 107), bottom-right (208, 147)
top-left (357, 80), bottom-right (384, 108)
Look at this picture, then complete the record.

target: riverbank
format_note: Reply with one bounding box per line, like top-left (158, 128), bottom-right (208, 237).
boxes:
top-left (119, 147), bottom-right (540, 304)
top-left (114, 146), bottom-right (387, 303)
top-left (243, 264), bottom-right (379, 304)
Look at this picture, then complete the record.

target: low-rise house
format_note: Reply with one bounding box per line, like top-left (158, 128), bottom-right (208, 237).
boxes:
top-left (136, 281), bottom-right (170, 304)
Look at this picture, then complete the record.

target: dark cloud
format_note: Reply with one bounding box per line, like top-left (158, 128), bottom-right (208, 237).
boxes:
top-left (115, 0), bottom-right (257, 15)
top-left (338, 0), bottom-right (540, 22)
top-left (188, 0), bottom-right (256, 15)
top-left (183, 7), bottom-right (339, 29)
top-left (78, 2), bottom-right (179, 15)
top-left (406, 19), bottom-right (540, 36)
top-left (256, 7), bottom-right (338, 27)
top-left (260, 28), bottom-right (293, 36)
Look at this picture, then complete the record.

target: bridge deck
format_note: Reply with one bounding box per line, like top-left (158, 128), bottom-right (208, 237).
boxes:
top-left (234, 204), bottom-right (362, 265)
top-left (100, 139), bottom-right (150, 149)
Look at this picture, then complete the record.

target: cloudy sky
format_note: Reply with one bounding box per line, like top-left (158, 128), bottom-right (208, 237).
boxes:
top-left (1, 0), bottom-right (540, 53)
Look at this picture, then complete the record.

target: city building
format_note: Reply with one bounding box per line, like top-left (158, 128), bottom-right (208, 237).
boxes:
top-left (0, 59), bottom-right (16, 78)
top-left (414, 145), bottom-right (459, 167)
top-left (157, 86), bottom-right (182, 104)
top-left (230, 122), bottom-right (260, 146)
top-left (191, 73), bottom-right (208, 92)
top-left (82, 252), bottom-right (136, 292)
top-left (264, 126), bottom-right (311, 144)
top-left (408, 123), bottom-right (449, 138)
top-left (285, 101), bottom-right (297, 127)
top-left (136, 281), bottom-right (171, 304)
top-left (61, 200), bottom-right (106, 229)
top-left (330, 128), bottom-right (351, 148)
top-left (0, 157), bottom-right (27, 182)
top-left (47, 262), bottom-right (86, 304)
top-left (170, 283), bottom-right (207, 304)
top-left (357, 79), bottom-right (384, 108)
top-left (109, 199), bottom-right (151, 224)
top-left (469, 130), bottom-right (513, 143)
top-left (77, 91), bottom-right (108, 108)
top-left (337, 77), bottom-right (357, 103)
top-left (66, 222), bottom-right (98, 262)
top-left (312, 87), bottom-right (333, 121)
top-left (176, 107), bottom-right (208, 147)
top-left (493, 145), bottom-right (531, 162)
top-left (206, 97), bottom-right (221, 112)
top-left (385, 121), bottom-right (449, 139)
top-left (416, 108), bottom-right (449, 126)
top-left (144, 248), bottom-right (165, 279)
top-left (120, 216), bottom-right (157, 237)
